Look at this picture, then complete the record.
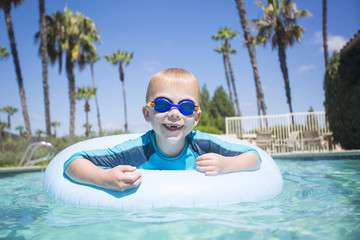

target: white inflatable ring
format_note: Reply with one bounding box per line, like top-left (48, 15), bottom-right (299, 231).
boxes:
top-left (43, 133), bottom-right (283, 210)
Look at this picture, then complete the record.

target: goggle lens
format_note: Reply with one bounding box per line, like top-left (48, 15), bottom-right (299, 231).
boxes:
top-left (148, 97), bottom-right (200, 115)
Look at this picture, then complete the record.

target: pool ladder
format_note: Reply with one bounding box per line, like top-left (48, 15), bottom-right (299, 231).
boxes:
top-left (18, 141), bottom-right (55, 167)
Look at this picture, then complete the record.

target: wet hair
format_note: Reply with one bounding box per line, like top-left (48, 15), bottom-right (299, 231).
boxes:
top-left (145, 68), bottom-right (200, 104)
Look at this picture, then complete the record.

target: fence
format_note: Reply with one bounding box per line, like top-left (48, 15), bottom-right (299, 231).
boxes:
top-left (225, 111), bottom-right (341, 154)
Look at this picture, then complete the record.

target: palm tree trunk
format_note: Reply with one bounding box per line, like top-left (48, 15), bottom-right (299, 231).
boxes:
top-left (7, 113), bottom-right (11, 141)
top-left (3, 1), bottom-right (32, 140)
top-left (90, 62), bottom-right (102, 135)
top-left (66, 52), bottom-right (76, 137)
top-left (39, 0), bottom-right (51, 137)
top-left (277, 39), bottom-right (294, 119)
top-left (1, 130), bottom-right (5, 153)
top-left (225, 41), bottom-right (241, 116)
top-left (235, 0), bottom-right (267, 117)
top-left (119, 64), bottom-right (128, 132)
top-left (222, 52), bottom-right (235, 114)
top-left (322, 0), bottom-right (329, 68)
top-left (85, 100), bottom-right (89, 137)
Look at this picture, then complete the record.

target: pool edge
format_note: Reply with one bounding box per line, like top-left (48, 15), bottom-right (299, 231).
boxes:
top-left (0, 166), bottom-right (46, 174)
top-left (271, 150), bottom-right (360, 160)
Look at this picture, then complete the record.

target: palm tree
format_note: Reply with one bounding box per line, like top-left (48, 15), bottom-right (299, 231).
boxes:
top-left (15, 125), bottom-right (24, 136)
top-left (1, 0), bottom-right (32, 140)
top-left (322, 0), bottom-right (329, 68)
top-left (40, 8), bottom-right (100, 137)
top-left (212, 26), bottom-right (241, 116)
top-left (51, 121), bottom-right (60, 138)
top-left (76, 86), bottom-right (96, 137)
top-left (0, 46), bottom-right (9, 59)
top-left (82, 123), bottom-right (93, 136)
top-left (85, 51), bottom-right (102, 135)
top-left (105, 50), bottom-right (134, 132)
top-left (234, 0), bottom-right (267, 117)
top-left (251, 0), bottom-right (311, 115)
top-left (214, 43), bottom-right (236, 114)
top-left (0, 121), bottom-right (6, 152)
top-left (0, 106), bottom-right (18, 141)
top-left (38, 0), bottom-right (51, 137)
top-left (40, 11), bottom-right (65, 74)
top-left (35, 129), bottom-right (44, 140)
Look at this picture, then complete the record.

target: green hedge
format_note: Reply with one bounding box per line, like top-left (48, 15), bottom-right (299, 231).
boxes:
top-left (324, 51), bottom-right (360, 149)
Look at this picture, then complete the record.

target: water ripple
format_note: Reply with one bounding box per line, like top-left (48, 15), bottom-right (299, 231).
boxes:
top-left (1, 160), bottom-right (360, 239)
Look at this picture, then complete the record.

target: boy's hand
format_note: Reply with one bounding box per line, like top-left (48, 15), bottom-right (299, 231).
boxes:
top-left (195, 153), bottom-right (225, 176)
top-left (103, 165), bottom-right (142, 191)
top-left (196, 152), bottom-right (261, 175)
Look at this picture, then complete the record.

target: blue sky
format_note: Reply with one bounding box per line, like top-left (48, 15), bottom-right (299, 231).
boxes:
top-left (0, 0), bottom-right (359, 137)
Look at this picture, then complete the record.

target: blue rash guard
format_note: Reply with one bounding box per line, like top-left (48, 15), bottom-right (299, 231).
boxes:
top-left (64, 130), bottom-right (261, 172)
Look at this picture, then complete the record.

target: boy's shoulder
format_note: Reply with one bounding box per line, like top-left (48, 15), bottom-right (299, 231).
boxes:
top-left (188, 130), bottom-right (220, 142)
top-left (113, 130), bottom-right (154, 149)
top-left (188, 130), bottom-right (207, 139)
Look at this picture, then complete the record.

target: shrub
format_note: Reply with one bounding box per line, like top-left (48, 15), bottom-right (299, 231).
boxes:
top-left (324, 51), bottom-right (360, 149)
top-left (194, 125), bottom-right (223, 135)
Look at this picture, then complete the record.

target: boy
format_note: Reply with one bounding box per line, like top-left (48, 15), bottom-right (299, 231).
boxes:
top-left (65, 68), bottom-right (261, 191)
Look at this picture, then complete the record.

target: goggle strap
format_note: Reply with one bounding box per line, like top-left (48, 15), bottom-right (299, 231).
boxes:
top-left (147, 102), bottom-right (155, 107)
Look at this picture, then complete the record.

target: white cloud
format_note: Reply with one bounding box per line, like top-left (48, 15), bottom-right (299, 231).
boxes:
top-left (13, 116), bottom-right (24, 125)
top-left (143, 67), bottom-right (156, 72)
top-left (102, 120), bottom-right (151, 133)
top-left (313, 31), bottom-right (347, 52)
top-left (328, 35), bottom-right (347, 52)
top-left (32, 113), bottom-right (45, 121)
top-left (102, 121), bottom-right (123, 131)
top-left (313, 31), bottom-right (323, 45)
top-left (128, 121), bottom-right (151, 133)
top-left (240, 102), bottom-right (254, 108)
top-left (298, 64), bottom-right (316, 74)
top-left (142, 61), bottom-right (161, 73)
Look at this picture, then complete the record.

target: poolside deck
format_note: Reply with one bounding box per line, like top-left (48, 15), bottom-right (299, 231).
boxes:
top-left (225, 111), bottom-right (360, 155)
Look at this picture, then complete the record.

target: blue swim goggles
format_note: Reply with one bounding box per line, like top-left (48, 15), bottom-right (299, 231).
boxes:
top-left (147, 97), bottom-right (201, 115)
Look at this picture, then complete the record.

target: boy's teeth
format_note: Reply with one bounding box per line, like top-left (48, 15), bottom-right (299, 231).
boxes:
top-left (165, 124), bottom-right (181, 128)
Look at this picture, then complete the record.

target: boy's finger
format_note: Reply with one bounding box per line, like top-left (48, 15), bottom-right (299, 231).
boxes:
top-left (196, 165), bottom-right (213, 172)
top-left (195, 160), bottom-right (207, 166)
top-left (196, 153), bottom-right (216, 161)
top-left (132, 175), bottom-right (142, 186)
top-left (205, 170), bottom-right (218, 176)
top-left (195, 159), bottom-right (214, 166)
top-left (123, 175), bottom-right (142, 190)
top-left (118, 165), bottom-right (137, 172)
top-left (123, 172), bottom-right (142, 183)
top-left (196, 156), bottom-right (211, 162)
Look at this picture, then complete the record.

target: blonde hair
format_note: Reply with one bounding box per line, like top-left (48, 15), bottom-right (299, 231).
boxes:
top-left (145, 68), bottom-right (200, 104)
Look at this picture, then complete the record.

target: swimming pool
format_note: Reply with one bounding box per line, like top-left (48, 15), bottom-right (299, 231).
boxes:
top-left (1, 159), bottom-right (359, 239)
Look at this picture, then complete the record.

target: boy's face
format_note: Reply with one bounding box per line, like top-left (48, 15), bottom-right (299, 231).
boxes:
top-left (142, 84), bottom-right (201, 146)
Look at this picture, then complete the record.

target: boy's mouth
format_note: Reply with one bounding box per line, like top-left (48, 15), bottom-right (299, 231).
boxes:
top-left (163, 123), bottom-right (183, 131)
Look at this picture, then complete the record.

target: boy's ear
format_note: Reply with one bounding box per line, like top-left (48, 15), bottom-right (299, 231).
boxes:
top-left (194, 110), bottom-right (202, 126)
top-left (142, 106), bottom-right (151, 122)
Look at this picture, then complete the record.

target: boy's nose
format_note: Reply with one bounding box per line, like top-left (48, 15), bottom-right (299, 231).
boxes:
top-left (168, 107), bottom-right (181, 118)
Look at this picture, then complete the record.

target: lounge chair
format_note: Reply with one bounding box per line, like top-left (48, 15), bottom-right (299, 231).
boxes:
top-left (302, 130), bottom-right (324, 150)
top-left (254, 130), bottom-right (273, 151)
top-left (275, 131), bottom-right (301, 153)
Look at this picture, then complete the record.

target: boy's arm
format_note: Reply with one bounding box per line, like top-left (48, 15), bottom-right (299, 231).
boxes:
top-left (195, 152), bottom-right (260, 176)
top-left (65, 158), bottom-right (142, 191)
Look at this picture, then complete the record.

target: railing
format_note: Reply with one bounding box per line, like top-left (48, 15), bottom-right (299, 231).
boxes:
top-left (225, 111), bottom-right (342, 154)
top-left (18, 141), bottom-right (55, 167)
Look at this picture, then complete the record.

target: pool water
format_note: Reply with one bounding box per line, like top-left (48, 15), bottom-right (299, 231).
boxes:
top-left (1, 159), bottom-right (360, 240)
